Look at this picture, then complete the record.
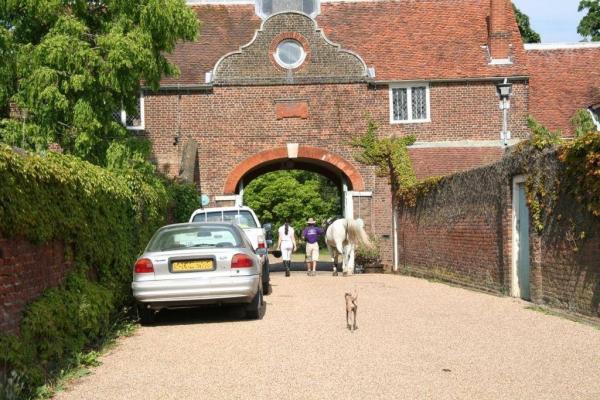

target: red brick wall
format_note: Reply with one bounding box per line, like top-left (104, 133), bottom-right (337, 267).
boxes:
top-left (397, 154), bottom-right (600, 318)
top-left (533, 235), bottom-right (600, 316)
top-left (408, 147), bottom-right (505, 180)
top-left (0, 238), bottom-right (73, 334)
top-left (398, 172), bottom-right (512, 292)
top-left (144, 81), bottom-right (528, 181)
top-left (143, 80), bottom-right (524, 264)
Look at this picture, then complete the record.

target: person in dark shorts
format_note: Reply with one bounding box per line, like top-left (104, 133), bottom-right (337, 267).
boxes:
top-left (302, 218), bottom-right (324, 276)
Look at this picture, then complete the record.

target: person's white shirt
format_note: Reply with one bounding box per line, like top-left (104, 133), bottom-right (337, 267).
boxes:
top-left (278, 225), bottom-right (295, 246)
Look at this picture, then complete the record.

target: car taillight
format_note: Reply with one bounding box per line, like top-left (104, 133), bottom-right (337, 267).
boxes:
top-left (257, 234), bottom-right (266, 249)
top-left (134, 258), bottom-right (154, 273)
top-left (231, 253), bottom-right (254, 268)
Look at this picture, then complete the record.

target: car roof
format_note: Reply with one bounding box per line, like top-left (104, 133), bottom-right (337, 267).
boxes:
top-left (192, 206), bottom-right (254, 213)
top-left (158, 222), bottom-right (241, 230)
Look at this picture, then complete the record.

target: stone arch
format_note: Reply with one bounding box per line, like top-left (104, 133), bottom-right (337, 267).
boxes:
top-left (223, 146), bottom-right (365, 194)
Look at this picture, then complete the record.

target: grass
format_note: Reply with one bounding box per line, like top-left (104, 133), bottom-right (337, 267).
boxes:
top-left (33, 307), bottom-right (139, 399)
top-left (525, 305), bottom-right (600, 330)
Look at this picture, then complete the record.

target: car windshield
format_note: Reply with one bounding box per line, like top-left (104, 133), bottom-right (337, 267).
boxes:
top-left (192, 210), bottom-right (258, 228)
top-left (146, 225), bottom-right (243, 252)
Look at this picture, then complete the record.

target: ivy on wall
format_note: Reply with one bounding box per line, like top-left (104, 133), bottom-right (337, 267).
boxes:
top-left (397, 111), bottom-right (600, 247)
top-left (0, 145), bottom-right (197, 396)
top-left (351, 119), bottom-right (416, 195)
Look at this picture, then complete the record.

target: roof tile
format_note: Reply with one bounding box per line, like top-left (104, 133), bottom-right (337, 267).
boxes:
top-left (162, 0), bottom-right (527, 85)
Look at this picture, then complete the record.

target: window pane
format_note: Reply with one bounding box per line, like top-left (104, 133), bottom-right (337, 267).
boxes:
top-left (223, 211), bottom-right (258, 228)
top-left (126, 96), bottom-right (142, 127)
top-left (112, 110), bottom-right (122, 124)
top-left (261, 0), bottom-right (317, 18)
top-left (147, 225), bottom-right (242, 252)
top-left (303, 0), bottom-right (315, 14)
top-left (411, 87), bottom-right (427, 120)
top-left (262, 0), bottom-right (272, 14)
top-left (204, 212), bottom-right (223, 223)
top-left (277, 40), bottom-right (303, 66)
top-left (272, 0), bottom-right (303, 14)
top-left (392, 88), bottom-right (408, 121)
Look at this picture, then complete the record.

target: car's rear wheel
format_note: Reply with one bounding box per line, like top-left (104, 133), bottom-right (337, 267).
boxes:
top-left (262, 260), bottom-right (271, 295)
top-left (137, 304), bottom-right (155, 325)
top-left (246, 283), bottom-right (264, 320)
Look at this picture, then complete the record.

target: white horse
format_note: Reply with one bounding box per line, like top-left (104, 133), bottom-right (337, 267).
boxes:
top-left (325, 218), bottom-right (371, 276)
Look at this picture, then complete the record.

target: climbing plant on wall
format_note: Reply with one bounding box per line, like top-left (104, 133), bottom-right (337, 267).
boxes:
top-left (396, 110), bottom-right (600, 243)
top-left (351, 119), bottom-right (417, 195)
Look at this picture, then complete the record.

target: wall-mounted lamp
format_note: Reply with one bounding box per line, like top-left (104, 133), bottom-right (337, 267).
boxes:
top-left (496, 79), bottom-right (513, 146)
top-left (496, 81), bottom-right (513, 99)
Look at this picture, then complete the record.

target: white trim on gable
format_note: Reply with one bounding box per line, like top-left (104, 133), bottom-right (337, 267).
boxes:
top-left (212, 10), bottom-right (369, 81)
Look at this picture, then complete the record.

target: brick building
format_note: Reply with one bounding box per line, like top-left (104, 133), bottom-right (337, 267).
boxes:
top-left (130, 0), bottom-right (600, 265)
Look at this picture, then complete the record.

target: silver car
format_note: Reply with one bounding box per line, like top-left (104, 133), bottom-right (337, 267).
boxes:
top-left (132, 222), bottom-right (265, 324)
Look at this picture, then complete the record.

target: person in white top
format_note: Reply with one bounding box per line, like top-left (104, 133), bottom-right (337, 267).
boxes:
top-left (277, 220), bottom-right (297, 277)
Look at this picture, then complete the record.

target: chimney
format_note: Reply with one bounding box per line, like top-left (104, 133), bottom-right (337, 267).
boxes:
top-left (488, 0), bottom-right (512, 62)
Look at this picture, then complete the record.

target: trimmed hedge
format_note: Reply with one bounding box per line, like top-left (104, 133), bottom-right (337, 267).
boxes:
top-left (0, 145), bottom-right (197, 395)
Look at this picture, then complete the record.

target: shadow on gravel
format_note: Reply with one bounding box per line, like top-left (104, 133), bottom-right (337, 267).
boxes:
top-left (152, 307), bottom-right (240, 326)
top-left (269, 260), bottom-right (335, 273)
top-left (148, 261), bottom-right (334, 326)
top-left (151, 302), bottom-right (268, 326)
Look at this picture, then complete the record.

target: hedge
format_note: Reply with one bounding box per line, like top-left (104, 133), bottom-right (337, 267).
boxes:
top-left (0, 145), bottom-right (197, 396)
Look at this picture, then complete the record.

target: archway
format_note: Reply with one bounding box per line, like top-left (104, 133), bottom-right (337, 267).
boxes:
top-left (223, 146), bottom-right (365, 195)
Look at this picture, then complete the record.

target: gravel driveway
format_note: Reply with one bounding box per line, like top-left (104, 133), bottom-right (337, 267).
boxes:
top-left (55, 265), bottom-right (600, 400)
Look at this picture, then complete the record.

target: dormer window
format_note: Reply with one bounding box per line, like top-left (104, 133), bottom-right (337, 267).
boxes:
top-left (256, 0), bottom-right (320, 19)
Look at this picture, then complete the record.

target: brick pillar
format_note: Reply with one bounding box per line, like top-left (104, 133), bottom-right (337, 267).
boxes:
top-left (488, 0), bottom-right (512, 60)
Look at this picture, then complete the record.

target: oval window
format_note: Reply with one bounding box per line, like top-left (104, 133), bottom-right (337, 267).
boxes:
top-left (274, 40), bottom-right (306, 69)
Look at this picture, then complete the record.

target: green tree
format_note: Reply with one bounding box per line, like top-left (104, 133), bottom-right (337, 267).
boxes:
top-left (513, 4), bottom-right (541, 43)
top-left (244, 170), bottom-right (342, 237)
top-left (578, 0), bottom-right (600, 41)
top-left (0, 0), bottom-right (199, 164)
top-left (571, 109), bottom-right (598, 137)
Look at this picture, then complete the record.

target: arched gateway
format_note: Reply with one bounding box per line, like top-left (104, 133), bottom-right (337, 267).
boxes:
top-left (221, 145), bottom-right (369, 220)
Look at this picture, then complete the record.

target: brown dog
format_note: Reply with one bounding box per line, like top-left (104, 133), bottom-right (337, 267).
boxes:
top-left (345, 291), bottom-right (358, 331)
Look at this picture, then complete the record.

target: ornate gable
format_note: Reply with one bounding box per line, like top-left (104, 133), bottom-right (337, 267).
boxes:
top-left (212, 12), bottom-right (368, 85)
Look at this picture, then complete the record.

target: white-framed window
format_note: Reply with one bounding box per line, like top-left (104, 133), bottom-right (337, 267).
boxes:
top-left (113, 93), bottom-right (144, 130)
top-left (256, 0), bottom-right (320, 20)
top-left (274, 39), bottom-right (306, 69)
top-left (389, 83), bottom-right (430, 124)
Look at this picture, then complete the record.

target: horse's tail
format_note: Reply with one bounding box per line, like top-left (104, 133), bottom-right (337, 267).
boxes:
top-left (346, 218), bottom-right (372, 248)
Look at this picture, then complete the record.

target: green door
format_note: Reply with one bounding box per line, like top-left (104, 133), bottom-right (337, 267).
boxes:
top-left (516, 182), bottom-right (530, 300)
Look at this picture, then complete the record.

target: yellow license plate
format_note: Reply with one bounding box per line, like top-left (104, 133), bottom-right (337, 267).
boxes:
top-left (172, 259), bottom-right (213, 272)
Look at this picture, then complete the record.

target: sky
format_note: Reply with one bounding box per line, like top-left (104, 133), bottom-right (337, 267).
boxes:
top-left (512, 0), bottom-right (587, 43)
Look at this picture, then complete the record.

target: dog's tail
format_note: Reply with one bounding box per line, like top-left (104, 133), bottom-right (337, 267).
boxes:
top-left (346, 218), bottom-right (371, 248)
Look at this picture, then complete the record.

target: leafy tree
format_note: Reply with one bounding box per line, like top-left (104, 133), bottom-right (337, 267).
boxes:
top-left (571, 109), bottom-right (598, 137)
top-left (578, 0), bottom-right (600, 41)
top-left (0, 0), bottom-right (199, 164)
top-left (513, 4), bottom-right (541, 43)
top-left (0, 26), bottom-right (16, 118)
top-left (244, 170), bottom-right (342, 237)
